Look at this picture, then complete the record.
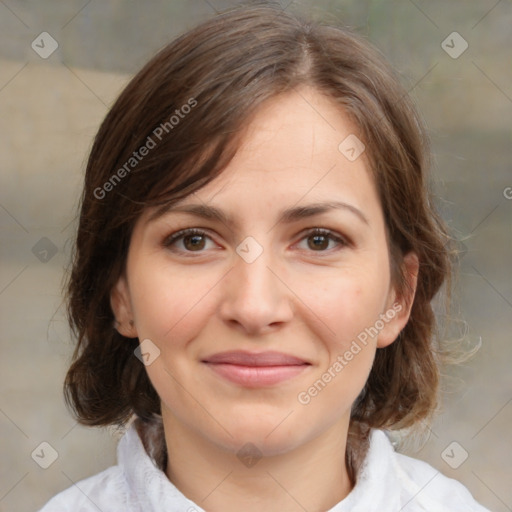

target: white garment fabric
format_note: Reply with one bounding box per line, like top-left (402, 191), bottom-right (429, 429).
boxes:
top-left (39, 424), bottom-right (491, 512)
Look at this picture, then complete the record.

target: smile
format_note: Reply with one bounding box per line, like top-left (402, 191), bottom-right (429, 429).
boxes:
top-left (202, 351), bottom-right (311, 387)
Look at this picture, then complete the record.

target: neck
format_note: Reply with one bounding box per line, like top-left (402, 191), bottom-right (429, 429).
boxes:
top-left (161, 412), bottom-right (353, 512)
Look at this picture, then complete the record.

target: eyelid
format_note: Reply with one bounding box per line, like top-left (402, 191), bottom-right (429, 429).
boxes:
top-left (162, 227), bottom-right (217, 247)
top-left (293, 227), bottom-right (351, 251)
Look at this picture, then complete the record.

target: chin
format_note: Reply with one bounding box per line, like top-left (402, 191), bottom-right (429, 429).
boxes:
top-left (217, 431), bottom-right (303, 459)
top-left (213, 416), bottom-right (303, 456)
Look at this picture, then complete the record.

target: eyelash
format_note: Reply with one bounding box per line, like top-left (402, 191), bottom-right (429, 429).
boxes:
top-left (162, 227), bottom-right (349, 256)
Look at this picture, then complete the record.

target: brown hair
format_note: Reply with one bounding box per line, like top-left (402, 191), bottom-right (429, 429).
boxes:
top-left (64, 2), bottom-right (451, 479)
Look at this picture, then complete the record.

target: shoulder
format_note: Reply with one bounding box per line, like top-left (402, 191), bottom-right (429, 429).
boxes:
top-left (36, 421), bottom-right (183, 512)
top-left (349, 430), bottom-right (491, 511)
top-left (37, 465), bottom-right (131, 511)
top-left (388, 435), bottom-right (490, 511)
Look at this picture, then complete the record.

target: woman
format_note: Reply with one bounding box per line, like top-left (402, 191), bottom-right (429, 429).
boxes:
top-left (40, 3), bottom-right (490, 511)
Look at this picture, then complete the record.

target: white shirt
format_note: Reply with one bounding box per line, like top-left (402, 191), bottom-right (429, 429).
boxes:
top-left (39, 424), bottom-right (491, 512)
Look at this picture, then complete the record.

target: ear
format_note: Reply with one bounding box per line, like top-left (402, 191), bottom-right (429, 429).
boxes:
top-left (110, 275), bottom-right (138, 338)
top-left (377, 251), bottom-right (419, 348)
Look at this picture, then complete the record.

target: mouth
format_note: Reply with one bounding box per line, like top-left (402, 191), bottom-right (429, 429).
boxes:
top-left (201, 351), bottom-right (311, 387)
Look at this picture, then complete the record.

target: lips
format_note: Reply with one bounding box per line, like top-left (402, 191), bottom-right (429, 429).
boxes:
top-left (203, 351), bottom-right (309, 366)
top-left (202, 351), bottom-right (311, 387)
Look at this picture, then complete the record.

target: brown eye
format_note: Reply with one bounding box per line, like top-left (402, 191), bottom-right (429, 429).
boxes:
top-left (296, 228), bottom-right (347, 252)
top-left (307, 234), bottom-right (330, 251)
top-left (163, 228), bottom-right (217, 254)
top-left (183, 234), bottom-right (206, 251)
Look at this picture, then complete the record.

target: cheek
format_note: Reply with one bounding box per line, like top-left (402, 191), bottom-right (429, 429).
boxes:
top-left (293, 272), bottom-right (385, 420)
top-left (129, 261), bottom-right (219, 343)
top-left (297, 264), bottom-right (390, 346)
top-left (128, 264), bottom-right (219, 417)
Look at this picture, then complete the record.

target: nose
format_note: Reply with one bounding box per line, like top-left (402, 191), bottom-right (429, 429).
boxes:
top-left (218, 245), bottom-right (293, 336)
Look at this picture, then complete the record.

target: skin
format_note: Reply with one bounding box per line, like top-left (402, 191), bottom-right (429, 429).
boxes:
top-left (111, 86), bottom-right (418, 512)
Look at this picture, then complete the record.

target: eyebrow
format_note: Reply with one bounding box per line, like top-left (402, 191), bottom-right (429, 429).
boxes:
top-left (149, 200), bottom-right (369, 227)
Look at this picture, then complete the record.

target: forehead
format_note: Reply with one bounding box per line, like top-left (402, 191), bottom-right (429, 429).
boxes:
top-left (141, 87), bottom-right (381, 228)
top-left (237, 87), bottom-right (362, 162)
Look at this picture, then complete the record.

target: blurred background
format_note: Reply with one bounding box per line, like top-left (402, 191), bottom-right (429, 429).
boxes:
top-left (0, 1), bottom-right (510, 510)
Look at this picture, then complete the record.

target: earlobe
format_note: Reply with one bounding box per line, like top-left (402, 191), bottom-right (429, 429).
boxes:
top-left (377, 251), bottom-right (419, 348)
top-left (110, 276), bottom-right (138, 338)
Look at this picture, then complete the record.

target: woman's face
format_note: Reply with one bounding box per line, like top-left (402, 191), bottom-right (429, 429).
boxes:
top-left (112, 87), bottom-right (416, 456)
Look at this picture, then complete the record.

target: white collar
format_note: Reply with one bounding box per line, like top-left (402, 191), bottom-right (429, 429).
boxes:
top-left (118, 423), bottom-right (401, 511)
